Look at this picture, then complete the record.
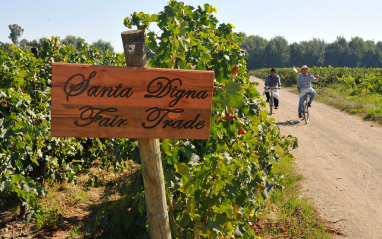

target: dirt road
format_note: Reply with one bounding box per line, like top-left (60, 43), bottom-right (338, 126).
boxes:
top-left (251, 76), bottom-right (382, 238)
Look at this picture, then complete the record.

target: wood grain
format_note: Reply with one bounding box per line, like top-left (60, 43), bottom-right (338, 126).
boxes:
top-left (51, 62), bottom-right (214, 139)
top-left (122, 29), bottom-right (171, 239)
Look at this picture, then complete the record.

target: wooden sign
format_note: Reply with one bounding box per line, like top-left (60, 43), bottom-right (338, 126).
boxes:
top-left (51, 63), bottom-right (214, 139)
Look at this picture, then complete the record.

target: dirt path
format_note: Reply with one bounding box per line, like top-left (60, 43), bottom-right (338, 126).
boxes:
top-left (251, 76), bottom-right (382, 238)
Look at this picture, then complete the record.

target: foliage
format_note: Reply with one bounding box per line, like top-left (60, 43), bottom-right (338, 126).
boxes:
top-left (290, 38), bottom-right (326, 67)
top-left (253, 66), bottom-right (382, 91)
top-left (0, 38), bottom-right (126, 222)
top-left (1, 1), bottom-right (297, 238)
top-left (105, 1), bottom-right (298, 238)
top-left (0, 42), bottom-right (13, 52)
top-left (19, 38), bottom-right (48, 54)
top-left (241, 34), bottom-right (382, 69)
top-left (253, 66), bottom-right (382, 124)
top-left (20, 38), bottom-right (47, 49)
top-left (11, 35), bottom-right (113, 56)
top-left (314, 84), bottom-right (382, 124)
top-left (265, 36), bottom-right (290, 68)
top-left (92, 39), bottom-right (115, 55)
top-left (239, 34), bottom-right (268, 70)
top-left (8, 24), bottom-right (24, 45)
top-left (252, 68), bottom-right (300, 87)
top-left (61, 35), bottom-right (86, 50)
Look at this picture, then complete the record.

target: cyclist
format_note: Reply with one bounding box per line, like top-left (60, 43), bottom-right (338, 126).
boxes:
top-left (265, 68), bottom-right (281, 109)
top-left (297, 65), bottom-right (320, 118)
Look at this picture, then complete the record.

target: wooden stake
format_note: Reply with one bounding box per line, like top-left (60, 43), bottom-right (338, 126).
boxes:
top-left (121, 30), bottom-right (171, 239)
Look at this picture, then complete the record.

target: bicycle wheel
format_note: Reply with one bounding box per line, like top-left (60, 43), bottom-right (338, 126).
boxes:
top-left (304, 101), bottom-right (309, 124)
top-left (269, 97), bottom-right (273, 115)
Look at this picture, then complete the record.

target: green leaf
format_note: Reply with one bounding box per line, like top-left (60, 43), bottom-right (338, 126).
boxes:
top-left (170, 220), bottom-right (179, 237)
top-left (174, 162), bottom-right (190, 179)
top-left (221, 199), bottom-right (233, 218)
top-left (220, 81), bottom-right (244, 109)
top-left (161, 139), bottom-right (172, 156)
top-left (200, 52), bottom-right (211, 63)
top-left (178, 213), bottom-right (191, 227)
top-left (226, 81), bottom-right (241, 95)
top-left (123, 17), bottom-right (132, 28)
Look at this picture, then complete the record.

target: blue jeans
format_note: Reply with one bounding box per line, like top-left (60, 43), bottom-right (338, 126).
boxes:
top-left (298, 89), bottom-right (316, 113)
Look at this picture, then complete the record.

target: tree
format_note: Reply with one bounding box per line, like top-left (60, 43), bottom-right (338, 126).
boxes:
top-left (240, 34), bottom-right (382, 68)
top-left (18, 38), bottom-right (48, 54)
top-left (362, 40), bottom-right (381, 67)
top-left (376, 41), bottom-right (382, 52)
top-left (325, 36), bottom-right (349, 67)
top-left (19, 39), bottom-right (29, 48)
top-left (348, 37), bottom-right (366, 67)
top-left (8, 24), bottom-right (24, 45)
top-left (0, 41), bottom-right (12, 51)
top-left (240, 34), bottom-right (268, 69)
top-left (92, 39), bottom-right (114, 55)
top-left (61, 35), bottom-right (85, 50)
top-left (265, 36), bottom-right (289, 67)
top-left (289, 42), bottom-right (303, 67)
top-left (300, 38), bottom-right (326, 67)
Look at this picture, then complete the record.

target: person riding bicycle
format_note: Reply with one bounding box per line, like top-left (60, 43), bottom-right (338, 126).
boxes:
top-left (265, 68), bottom-right (281, 109)
top-left (297, 65), bottom-right (320, 118)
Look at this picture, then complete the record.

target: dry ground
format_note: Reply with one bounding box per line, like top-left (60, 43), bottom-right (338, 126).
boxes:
top-left (252, 76), bottom-right (382, 239)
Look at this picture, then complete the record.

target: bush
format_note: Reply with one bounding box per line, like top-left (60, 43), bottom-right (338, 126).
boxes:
top-left (0, 38), bottom-right (126, 222)
top-left (99, 1), bottom-right (298, 238)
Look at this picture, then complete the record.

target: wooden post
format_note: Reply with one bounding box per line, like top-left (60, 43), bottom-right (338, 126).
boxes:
top-left (121, 30), bottom-right (171, 239)
top-left (31, 47), bottom-right (39, 58)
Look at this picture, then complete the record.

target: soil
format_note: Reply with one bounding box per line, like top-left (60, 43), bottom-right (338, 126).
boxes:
top-left (0, 164), bottom-right (140, 238)
top-left (252, 76), bottom-right (382, 239)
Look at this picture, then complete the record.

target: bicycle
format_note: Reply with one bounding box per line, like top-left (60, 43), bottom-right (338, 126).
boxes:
top-left (265, 87), bottom-right (280, 115)
top-left (301, 92), bottom-right (309, 124)
top-left (300, 81), bottom-right (320, 124)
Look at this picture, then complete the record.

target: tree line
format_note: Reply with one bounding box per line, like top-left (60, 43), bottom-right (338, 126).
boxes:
top-left (240, 34), bottom-right (382, 70)
top-left (1, 24), bottom-right (115, 55)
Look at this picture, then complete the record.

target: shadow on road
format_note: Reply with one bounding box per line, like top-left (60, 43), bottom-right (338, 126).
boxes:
top-left (276, 120), bottom-right (301, 126)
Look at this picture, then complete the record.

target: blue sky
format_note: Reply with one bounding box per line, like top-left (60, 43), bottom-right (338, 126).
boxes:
top-left (1, 0), bottom-right (381, 53)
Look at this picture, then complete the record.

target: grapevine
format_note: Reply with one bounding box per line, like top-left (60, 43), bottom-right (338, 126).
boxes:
top-left (1, 1), bottom-right (298, 238)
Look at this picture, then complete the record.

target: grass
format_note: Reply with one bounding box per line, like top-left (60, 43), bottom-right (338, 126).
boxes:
top-left (253, 146), bottom-right (341, 238)
top-left (314, 85), bottom-right (382, 124)
top-left (286, 83), bottom-right (382, 125)
top-left (252, 73), bottom-right (382, 125)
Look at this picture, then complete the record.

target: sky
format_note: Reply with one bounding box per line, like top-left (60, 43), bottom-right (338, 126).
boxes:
top-left (1, 0), bottom-right (382, 53)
